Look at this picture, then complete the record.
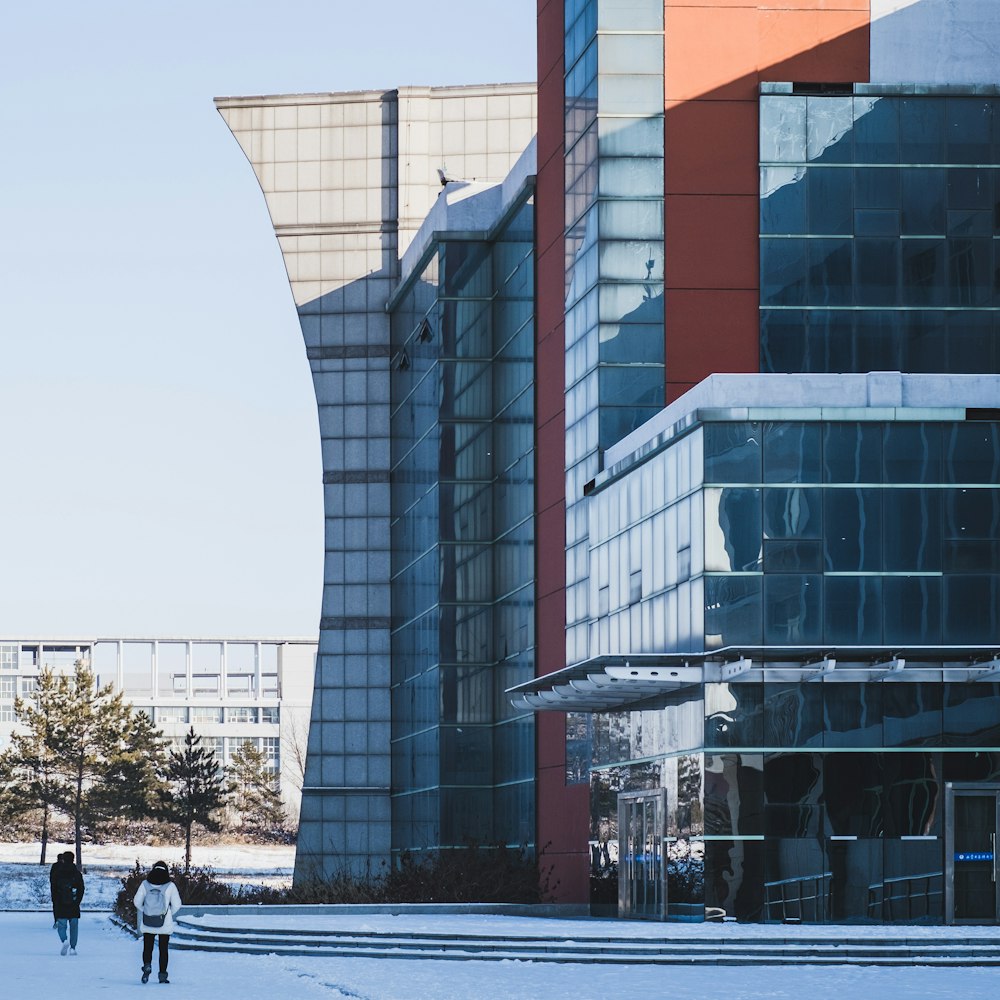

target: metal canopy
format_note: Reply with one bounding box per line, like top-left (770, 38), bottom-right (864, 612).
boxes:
top-left (507, 646), bottom-right (1000, 713)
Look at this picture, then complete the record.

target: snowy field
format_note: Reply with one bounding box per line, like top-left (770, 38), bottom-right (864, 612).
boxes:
top-left (4, 912), bottom-right (999, 1000)
top-left (0, 842), bottom-right (294, 911)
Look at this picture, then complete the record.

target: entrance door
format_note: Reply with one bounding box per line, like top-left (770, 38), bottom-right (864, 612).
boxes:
top-left (946, 783), bottom-right (1000, 924)
top-left (618, 789), bottom-right (666, 920)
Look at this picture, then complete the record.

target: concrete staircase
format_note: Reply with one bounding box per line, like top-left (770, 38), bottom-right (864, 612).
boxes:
top-left (171, 918), bottom-right (1000, 966)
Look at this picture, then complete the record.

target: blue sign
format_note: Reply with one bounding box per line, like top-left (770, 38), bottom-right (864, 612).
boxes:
top-left (955, 852), bottom-right (995, 862)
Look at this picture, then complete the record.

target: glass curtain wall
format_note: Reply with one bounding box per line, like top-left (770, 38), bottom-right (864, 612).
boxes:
top-left (564, 0), bottom-right (665, 720)
top-left (389, 194), bottom-right (536, 855)
top-left (760, 87), bottom-right (1000, 373)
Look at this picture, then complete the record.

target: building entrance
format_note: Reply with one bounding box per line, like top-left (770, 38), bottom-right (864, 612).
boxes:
top-left (946, 783), bottom-right (1000, 924)
top-left (617, 789), bottom-right (666, 920)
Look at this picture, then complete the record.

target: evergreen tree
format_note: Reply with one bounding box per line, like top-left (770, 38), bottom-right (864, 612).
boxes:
top-left (90, 708), bottom-right (171, 828)
top-left (225, 740), bottom-right (285, 834)
top-left (44, 661), bottom-right (136, 866)
top-left (7, 669), bottom-right (71, 863)
top-left (164, 727), bottom-right (226, 870)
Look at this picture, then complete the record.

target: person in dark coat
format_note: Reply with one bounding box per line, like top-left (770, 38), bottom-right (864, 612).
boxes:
top-left (49, 851), bottom-right (85, 955)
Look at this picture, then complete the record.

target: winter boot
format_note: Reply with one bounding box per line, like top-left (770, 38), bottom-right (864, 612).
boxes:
top-left (141, 964), bottom-right (152, 984)
top-left (158, 971), bottom-right (169, 984)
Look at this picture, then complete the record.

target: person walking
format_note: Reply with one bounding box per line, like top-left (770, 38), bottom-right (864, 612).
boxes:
top-left (132, 861), bottom-right (182, 984)
top-left (49, 851), bottom-right (85, 955)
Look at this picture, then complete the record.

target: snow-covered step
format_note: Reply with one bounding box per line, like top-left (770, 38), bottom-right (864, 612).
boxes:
top-left (169, 921), bottom-right (1000, 966)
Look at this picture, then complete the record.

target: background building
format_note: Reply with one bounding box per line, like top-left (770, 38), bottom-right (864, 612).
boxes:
top-left (0, 636), bottom-right (315, 821)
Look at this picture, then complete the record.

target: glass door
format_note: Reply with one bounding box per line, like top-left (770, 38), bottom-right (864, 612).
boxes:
top-left (617, 789), bottom-right (666, 920)
top-left (946, 783), bottom-right (1000, 924)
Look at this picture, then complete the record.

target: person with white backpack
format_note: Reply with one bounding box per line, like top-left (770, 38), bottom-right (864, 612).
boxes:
top-left (132, 861), bottom-right (182, 984)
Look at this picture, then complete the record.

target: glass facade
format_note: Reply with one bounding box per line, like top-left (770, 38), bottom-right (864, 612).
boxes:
top-left (577, 409), bottom-right (1000, 922)
top-left (564, 0), bottom-right (665, 669)
top-left (760, 88), bottom-right (1000, 374)
top-left (388, 192), bottom-right (536, 854)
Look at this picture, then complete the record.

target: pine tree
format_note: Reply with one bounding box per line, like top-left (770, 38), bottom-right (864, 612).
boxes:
top-left (225, 740), bottom-right (285, 835)
top-left (8, 669), bottom-right (71, 863)
top-left (44, 661), bottom-right (135, 866)
top-left (164, 727), bottom-right (226, 870)
top-left (90, 708), bottom-right (171, 828)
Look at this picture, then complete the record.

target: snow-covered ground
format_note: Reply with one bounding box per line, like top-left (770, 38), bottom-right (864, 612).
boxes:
top-left (3, 912), bottom-right (998, 1000)
top-left (0, 842), bottom-right (294, 911)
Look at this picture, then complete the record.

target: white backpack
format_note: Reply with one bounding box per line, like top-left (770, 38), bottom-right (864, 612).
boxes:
top-left (143, 883), bottom-right (168, 927)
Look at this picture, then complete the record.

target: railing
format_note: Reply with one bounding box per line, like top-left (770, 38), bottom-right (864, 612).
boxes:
top-left (868, 872), bottom-right (943, 922)
top-left (764, 871), bottom-right (832, 922)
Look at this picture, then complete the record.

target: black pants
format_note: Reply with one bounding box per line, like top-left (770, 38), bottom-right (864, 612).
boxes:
top-left (142, 933), bottom-right (169, 973)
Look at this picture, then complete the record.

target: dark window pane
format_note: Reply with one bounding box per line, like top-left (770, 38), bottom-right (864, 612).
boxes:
top-left (705, 839), bottom-right (764, 922)
top-left (901, 168), bottom-right (946, 235)
top-left (899, 98), bottom-right (946, 163)
top-left (854, 96), bottom-right (900, 164)
top-left (763, 488), bottom-right (823, 537)
top-left (943, 575), bottom-right (1000, 643)
top-left (761, 238), bottom-right (807, 306)
top-left (705, 754), bottom-right (764, 836)
top-left (764, 574), bottom-right (823, 645)
top-left (761, 166), bottom-right (806, 234)
top-left (946, 99), bottom-right (993, 162)
top-left (901, 311), bottom-right (947, 372)
top-left (808, 168), bottom-right (853, 234)
top-left (824, 683), bottom-right (883, 748)
top-left (855, 310), bottom-right (901, 368)
top-left (883, 751), bottom-right (942, 838)
top-left (807, 310), bottom-right (854, 372)
top-left (883, 576), bottom-right (942, 644)
top-left (901, 239), bottom-right (947, 306)
top-left (855, 167), bottom-right (899, 209)
top-left (705, 681), bottom-right (763, 748)
top-left (883, 424), bottom-right (943, 484)
top-left (764, 683), bottom-right (823, 747)
top-left (824, 576), bottom-right (883, 644)
top-left (882, 838), bottom-right (944, 922)
top-left (854, 241), bottom-right (899, 305)
top-left (883, 490), bottom-right (941, 571)
top-left (764, 424), bottom-right (822, 483)
top-left (944, 683), bottom-right (1000, 747)
top-left (760, 310), bottom-right (807, 372)
top-left (763, 838), bottom-right (828, 921)
top-left (808, 238), bottom-right (852, 305)
top-left (823, 424), bottom-right (882, 483)
top-left (943, 751), bottom-right (1000, 783)
top-left (824, 488), bottom-right (882, 571)
top-left (944, 421), bottom-right (1000, 482)
top-left (883, 681), bottom-right (942, 748)
top-left (828, 839), bottom-right (882, 923)
top-left (763, 539), bottom-right (822, 573)
top-left (855, 208), bottom-right (899, 236)
top-left (944, 312), bottom-right (994, 372)
top-left (763, 755), bottom-right (823, 839)
top-left (711, 488), bottom-right (763, 571)
top-left (949, 237), bottom-right (992, 306)
top-left (704, 423), bottom-right (762, 483)
top-left (948, 167), bottom-right (991, 209)
top-left (704, 577), bottom-right (763, 648)
top-left (825, 754), bottom-right (883, 837)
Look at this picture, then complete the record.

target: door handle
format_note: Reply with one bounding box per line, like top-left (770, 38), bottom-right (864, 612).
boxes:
top-left (993, 833), bottom-right (997, 885)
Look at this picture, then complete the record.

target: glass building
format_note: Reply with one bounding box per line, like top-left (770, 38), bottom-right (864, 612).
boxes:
top-left (518, 78), bottom-right (1000, 924)
top-left (515, 374), bottom-right (1000, 923)
top-left (387, 188), bottom-right (536, 854)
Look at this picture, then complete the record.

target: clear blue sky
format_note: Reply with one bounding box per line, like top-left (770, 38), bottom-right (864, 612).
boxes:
top-left (0, 1), bottom-right (536, 637)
